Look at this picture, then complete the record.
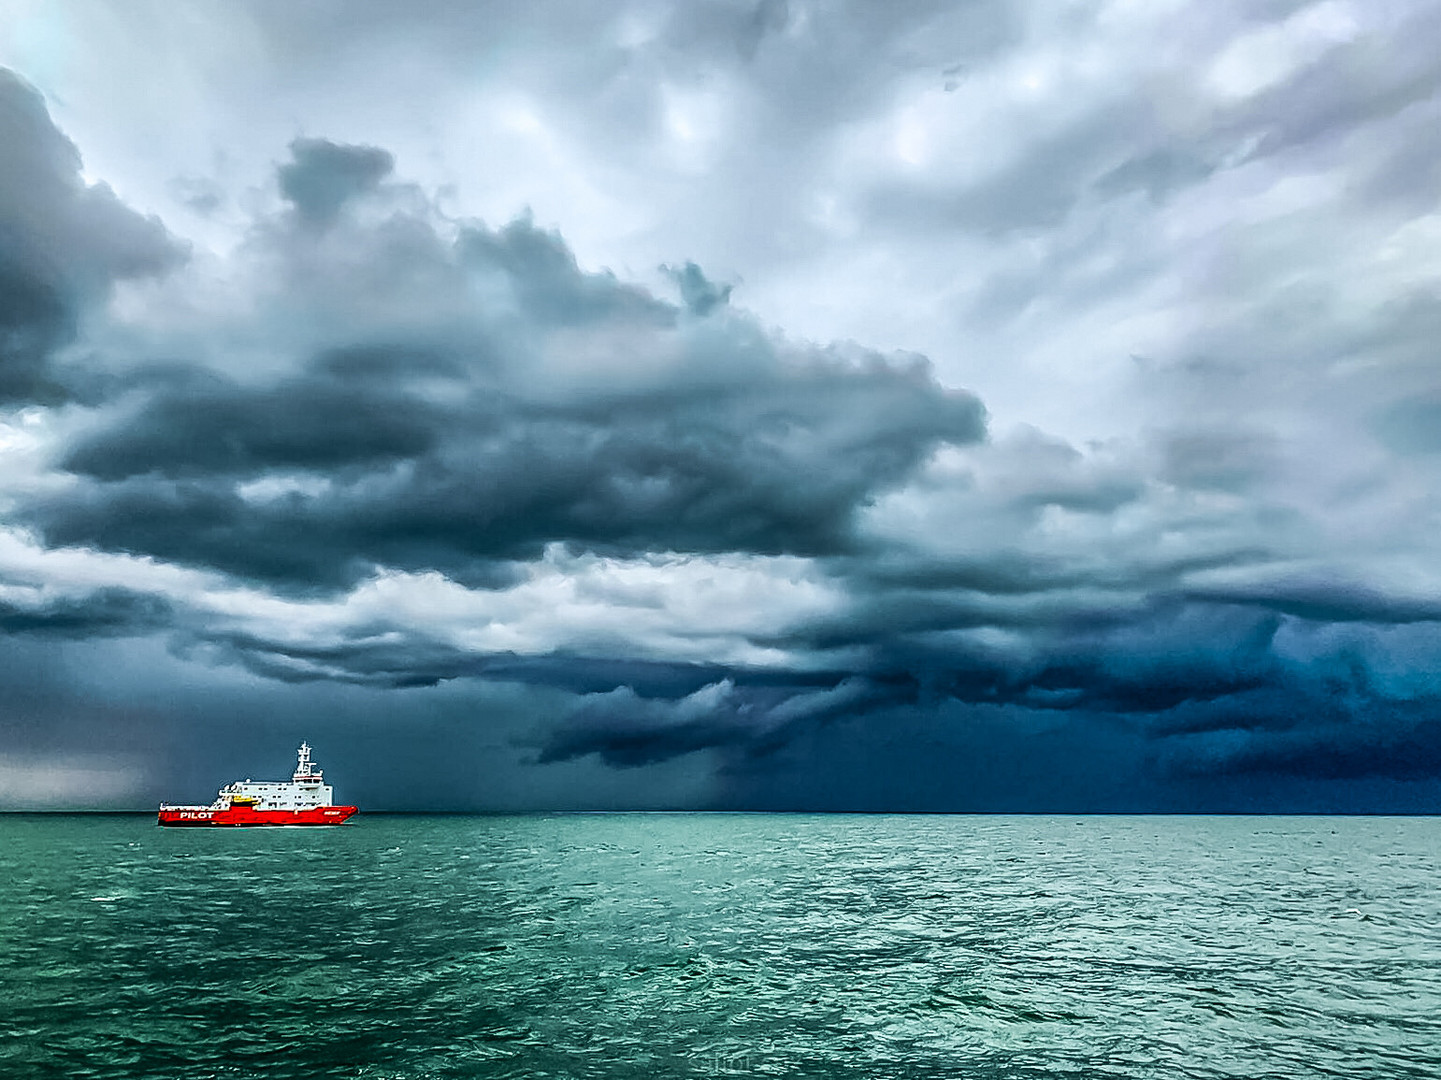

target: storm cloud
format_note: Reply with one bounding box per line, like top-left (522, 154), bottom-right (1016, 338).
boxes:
top-left (1, 0), bottom-right (1439, 810)
top-left (25, 142), bottom-right (984, 590)
top-left (0, 70), bottom-right (182, 403)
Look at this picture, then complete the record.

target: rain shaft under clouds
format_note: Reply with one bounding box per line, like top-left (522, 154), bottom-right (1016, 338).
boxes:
top-left (1, 0), bottom-right (1441, 811)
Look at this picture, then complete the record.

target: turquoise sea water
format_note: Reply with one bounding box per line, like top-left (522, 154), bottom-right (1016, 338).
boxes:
top-left (0, 813), bottom-right (1438, 1079)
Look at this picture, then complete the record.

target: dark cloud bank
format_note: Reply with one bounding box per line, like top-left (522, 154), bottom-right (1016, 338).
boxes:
top-left (1, 65), bottom-right (1439, 811)
top-left (0, 70), bottom-right (182, 403)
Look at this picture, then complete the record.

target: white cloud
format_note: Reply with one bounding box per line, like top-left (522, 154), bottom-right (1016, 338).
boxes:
top-left (1207, 1), bottom-right (1359, 100)
top-left (0, 525), bottom-right (847, 669)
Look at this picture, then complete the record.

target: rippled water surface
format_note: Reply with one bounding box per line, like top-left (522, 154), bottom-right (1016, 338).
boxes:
top-left (1, 814), bottom-right (1438, 1079)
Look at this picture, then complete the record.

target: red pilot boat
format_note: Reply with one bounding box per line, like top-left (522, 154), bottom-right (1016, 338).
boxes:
top-left (158, 742), bottom-right (357, 827)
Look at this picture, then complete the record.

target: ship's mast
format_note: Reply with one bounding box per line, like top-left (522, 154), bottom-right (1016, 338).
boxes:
top-left (292, 741), bottom-right (323, 783)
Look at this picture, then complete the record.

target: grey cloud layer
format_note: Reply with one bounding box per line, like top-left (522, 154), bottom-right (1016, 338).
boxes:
top-left (2, 0), bottom-right (1441, 808)
top-left (0, 71), bottom-right (182, 403)
top-left (26, 137), bottom-right (983, 591)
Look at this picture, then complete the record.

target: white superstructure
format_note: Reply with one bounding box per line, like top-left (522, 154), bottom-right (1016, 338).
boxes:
top-left (221, 742), bottom-right (334, 810)
top-left (161, 742), bottom-right (336, 812)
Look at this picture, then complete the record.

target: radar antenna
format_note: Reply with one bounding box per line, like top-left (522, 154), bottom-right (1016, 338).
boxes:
top-left (293, 741), bottom-right (323, 783)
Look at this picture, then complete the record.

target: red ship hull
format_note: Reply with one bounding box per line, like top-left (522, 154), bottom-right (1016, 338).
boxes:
top-left (157, 805), bottom-right (358, 827)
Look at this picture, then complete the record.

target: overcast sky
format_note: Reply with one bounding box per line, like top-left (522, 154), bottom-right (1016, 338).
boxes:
top-left (2, 0), bottom-right (1439, 811)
